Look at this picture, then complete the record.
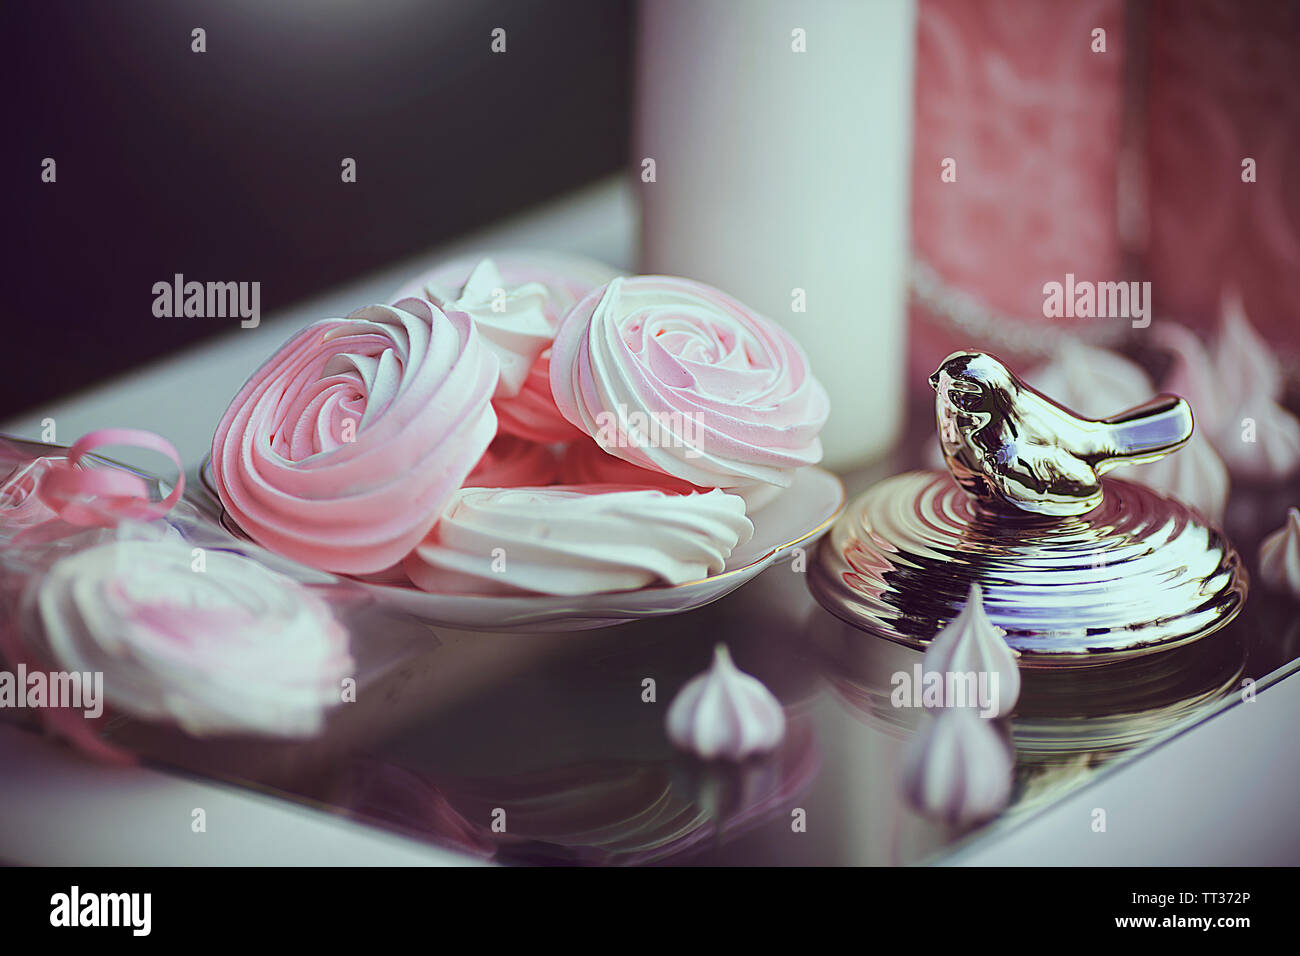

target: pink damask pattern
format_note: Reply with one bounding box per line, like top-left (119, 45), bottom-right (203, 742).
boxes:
top-left (908, 0), bottom-right (1300, 394)
top-left (909, 0), bottom-right (1126, 391)
top-left (1145, 0), bottom-right (1300, 348)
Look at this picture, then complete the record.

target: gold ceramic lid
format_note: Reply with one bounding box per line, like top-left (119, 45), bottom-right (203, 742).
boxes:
top-left (808, 351), bottom-right (1248, 665)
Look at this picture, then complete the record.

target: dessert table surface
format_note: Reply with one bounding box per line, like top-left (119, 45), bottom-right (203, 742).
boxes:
top-left (3, 177), bottom-right (1299, 866)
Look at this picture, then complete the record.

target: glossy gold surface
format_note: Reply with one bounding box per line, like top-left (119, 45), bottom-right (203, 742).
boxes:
top-left (810, 352), bottom-right (1248, 663)
top-left (809, 470), bottom-right (1247, 663)
top-left (931, 351), bottom-right (1193, 517)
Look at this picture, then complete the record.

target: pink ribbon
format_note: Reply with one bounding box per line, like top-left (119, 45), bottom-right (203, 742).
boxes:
top-left (39, 428), bottom-right (184, 525)
top-left (2, 428), bottom-right (184, 533)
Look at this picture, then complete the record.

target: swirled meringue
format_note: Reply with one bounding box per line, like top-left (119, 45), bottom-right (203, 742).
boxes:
top-left (403, 485), bottom-right (753, 595)
top-left (1155, 323), bottom-right (1223, 435)
top-left (1217, 289), bottom-right (1283, 403)
top-left (394, 250), bottom-right (622, 319)
top-left (467, 434), bottom-right (559, 488)
top-left (211, 298), bottom-right (498, 574)
top-left (1211, 293), bottom-right (1298, 481)
top-left (1129, 430), bottom-right (1230, 523)
top-left (1026, 341), bottom-right (1154, 419)
top-left (550, 276), bottom-right (829, 499)
top-left (665, 644), bottom-right (786, 761)
top-left (1157, 303), bottom-right (1299, 482)
top-left (1215, 391), bottom-right (1300, 481)
top-left (395, 251), bottom-right (623, 443)
top-left (32, 538), bottom-right (352, 736)
top-left (1259, 507), bottom-right (1300, 600)
top-left (920, 583), bottom-right (1020, 718)
top-left (899, 706), bottom-right (1013, 828)
top-left (395, 258), bottom-right (551, 398)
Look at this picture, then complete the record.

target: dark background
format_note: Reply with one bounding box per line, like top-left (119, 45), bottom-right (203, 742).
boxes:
top-left (3, 0), bottom-right (633, 416)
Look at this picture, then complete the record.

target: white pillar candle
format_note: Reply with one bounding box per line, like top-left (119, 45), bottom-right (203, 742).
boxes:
top-left (636, 0), bottom-right (917, 469)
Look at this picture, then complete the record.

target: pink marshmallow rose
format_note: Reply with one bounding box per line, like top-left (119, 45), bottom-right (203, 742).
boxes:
top-left (549, 276), bottom-right (829, 500)
top-left (394, 251), bottom-right (623, 444)
top-left (211, 297), bottom-right (499, 574)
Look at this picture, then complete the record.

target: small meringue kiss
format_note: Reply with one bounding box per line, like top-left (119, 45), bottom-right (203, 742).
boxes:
top-left (1156, 323), bottom-right (1222, 435)
top-left (1217, 289), bottom-right (1283, 404)
top-left (1130, 430), bottom-right (1230, 523)
top-left (900, 706), bottom-right (1014, 828)
top-left (1259, 507), bottom-right (1300, 601)
top-left (1027, 342), bottom-right (1154, 420)
top-left (921, 583), bottom-right (1020, 718)
top-left (665, 644), bottom-right (786, 761)
top-left (1215, 392), bottom-right (1300, 482)
top-left (404, 258), bottom-right (553, 398)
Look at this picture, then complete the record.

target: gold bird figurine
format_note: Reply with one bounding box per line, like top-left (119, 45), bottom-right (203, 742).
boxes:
top-left (930, 351), bottom-right (1194, 516)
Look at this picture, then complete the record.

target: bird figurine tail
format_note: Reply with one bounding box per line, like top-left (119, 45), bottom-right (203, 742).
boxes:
top-left (1100, 395), bottom-right (1194, 462)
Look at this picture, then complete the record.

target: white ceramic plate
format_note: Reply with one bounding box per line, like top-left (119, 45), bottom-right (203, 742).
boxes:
top-left (199, 459), bottom-right (844, 632)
